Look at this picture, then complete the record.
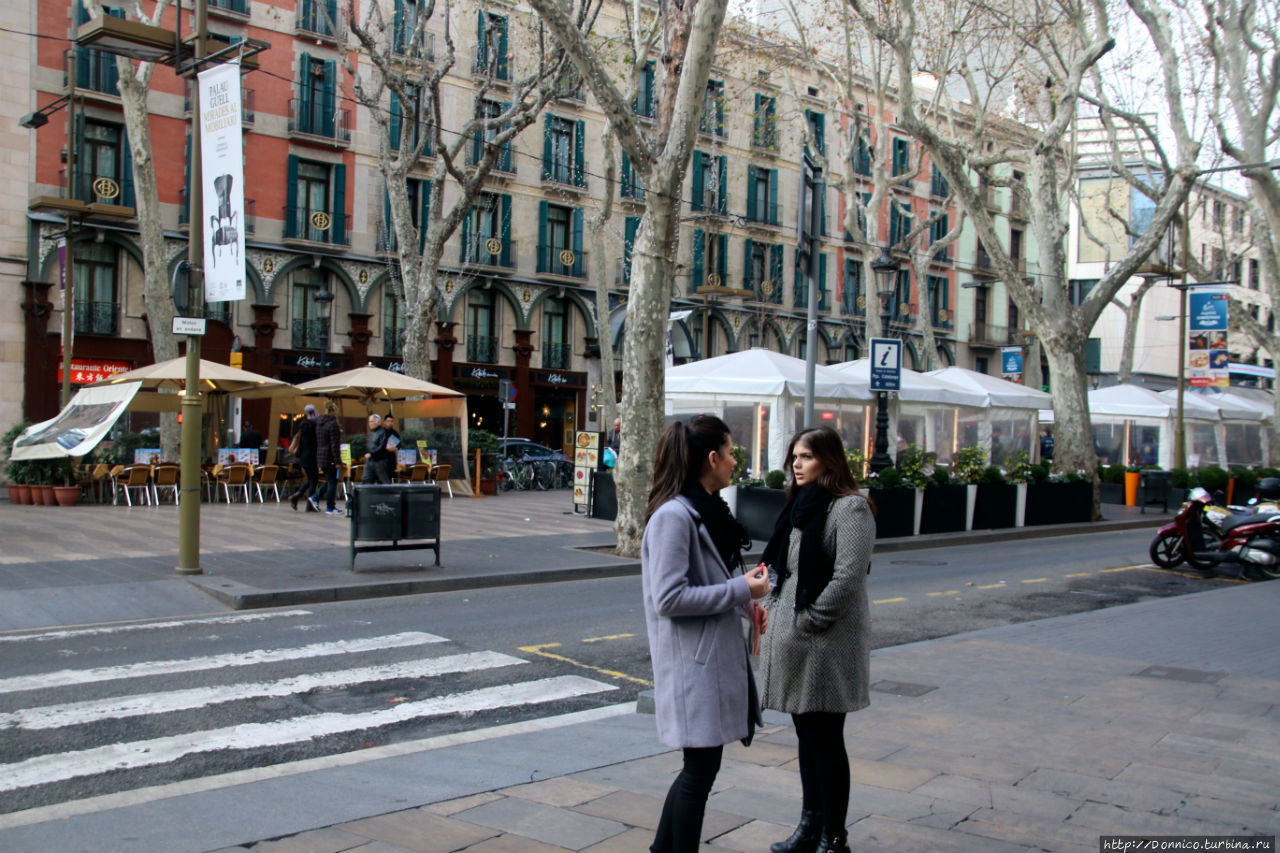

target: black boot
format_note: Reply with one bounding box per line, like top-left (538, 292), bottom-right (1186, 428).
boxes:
top-left (769, 809), bottom-right (822, 853)
top-left (814, 831), bottom-right (850, 853)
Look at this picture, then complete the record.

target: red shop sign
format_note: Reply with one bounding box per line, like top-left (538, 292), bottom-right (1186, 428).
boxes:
top-left (58, 358), bottom-right (133, 385)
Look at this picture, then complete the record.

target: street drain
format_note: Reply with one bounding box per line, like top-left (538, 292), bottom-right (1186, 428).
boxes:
top-left (871, 680), bottom-right (938, 697)
top-left (1133, 665), bottom-right (1225, 684)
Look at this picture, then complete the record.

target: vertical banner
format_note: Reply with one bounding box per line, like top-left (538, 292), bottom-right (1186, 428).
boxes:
top-left (1001, 346), bottom-right (1023, 378)
top-left (199, 60), bottom-right (246, 303)
top-left (1187, 289), bottom-right (1229, 387)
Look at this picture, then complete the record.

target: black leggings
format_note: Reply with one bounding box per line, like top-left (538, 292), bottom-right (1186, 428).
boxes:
top-left (794, 711), bottom-right (849, 837)
top-left (651, 745), bottom-right (722, 853)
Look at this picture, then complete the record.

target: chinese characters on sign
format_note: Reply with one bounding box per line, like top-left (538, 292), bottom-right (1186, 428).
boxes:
top-left (57, 359), bottom-right (133, 385)
top-left (1187, 290), bottom-right (1229, 388)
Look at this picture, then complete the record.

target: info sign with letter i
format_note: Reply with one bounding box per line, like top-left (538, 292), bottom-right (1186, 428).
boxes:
top-left (869, 338), bottom-right (901, 391)
top-left (199, 60), bottom-right (246, 303)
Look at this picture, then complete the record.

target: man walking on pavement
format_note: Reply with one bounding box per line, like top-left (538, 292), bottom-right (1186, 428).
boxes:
top-left (288, 405), bottom-right (319, 512)
top-left (316, 400), bottom-right (344, 514)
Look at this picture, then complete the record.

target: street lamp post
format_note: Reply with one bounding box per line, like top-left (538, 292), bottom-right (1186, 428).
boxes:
top-left (868, 246), bottom-right (899, 473)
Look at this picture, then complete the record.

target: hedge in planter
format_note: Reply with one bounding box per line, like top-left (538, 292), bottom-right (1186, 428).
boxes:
top-left (871, 487), bottom-right (917, 538)
top-left (735, 484), bottom-right (788, 541)
top-left (920, 481), bottom-right (967, 533)
top-left (971, 467), bottom-right (1016, 529)
top-left (1025, 478), bottom-right (1092, 525)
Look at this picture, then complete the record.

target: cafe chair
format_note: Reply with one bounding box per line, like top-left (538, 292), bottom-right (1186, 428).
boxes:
top-left (88, 463), bottom-right (112, 503)
top-left (152, 464), bottom-right (181, 505)
top-left (220, 464), bottom-right (252, 504)
top-left (431, 463), bottom-right (452, 498)
top-left (402, 463), bottom-right (430, 484)
top-left (346, 464), bottom-right (363, 497)
top-left (255, 464), bottom-right (282, 503)
top-left (115, 465), bottom-right (153, 507)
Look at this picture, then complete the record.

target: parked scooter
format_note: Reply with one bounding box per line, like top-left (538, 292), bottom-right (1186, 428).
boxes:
top-left (1188, 506), bottom-right (1280, 580)
top-left (1150, 488), bottom-right (1223, 571)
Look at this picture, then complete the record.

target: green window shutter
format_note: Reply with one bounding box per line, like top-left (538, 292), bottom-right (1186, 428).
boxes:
top-left (573, 119), bottom-right (586, 187)
top-left (743, 237), bottom-right (754, 289)
top-left (622, 154), bottom-right (633, 197)
top-left (746, 165), bottom-right (757, 219)
top-left (793, 248), bottom-right (805, 308)
top-left (716, 234), bottom-right (728, 281)
top-left (768, 169), bottom-right (779, 224)
top-left (716, 156), bottom-right (727, 214)
top-left (389, 92), bottom-right (402, 151)
top-left (770, 244), bottom-right (784, 304)
top-left (460, 199), bottom-right (472, 263)
top-left (322, 60), bottom-right (337, 137)
top-left (818, 254), bottom-right (828, 310)
top-left (541, 113), bottom-right (552, 180)
top-left (692, 229), bottom-right (705, 290)
top-left (624, 216), bottom-right (639, 284)
top-left (285, 154), bottom-right (299, 238)
top-left (419, 180), bottom-right (431, 251)
top-left (691, 154), bottom-right (704, 211)
top-left (500, 102), bottom-right (512, 171)
top-left (298, 53), bottom-right (313, 133)
top-left (752, 93), bottom-right (762, 144)
top-left (538, 200), bottom-right (548, 272)
top-left (500, 194), bottom-right (512, 266)
top-left (497, 16), bottom-right (509, 78)
top-left (323, 0), bottom-right (338, 36)
top-left (1086, 338), bottom-right (1102, 373)
top-left (476, 10), bottom-right (486, 65)
top-left (332, 162), bottom-right (347, 244)
top-left (572, 207), bottom-right (584, 275)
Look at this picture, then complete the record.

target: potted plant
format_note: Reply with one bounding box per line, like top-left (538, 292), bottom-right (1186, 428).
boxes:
top-left (951, 445), bottom-right (987, 531)
top-left (1195, 465), bottom-right (1229, 503)
top-left (1123, 461), bottom-right (1142, 506)
top-left (894, 444), bottom-right (931, 535)
top-left (1099, 464), bottom-right (1126, 504)
top-left (719, 444), bottom-right (750, 515)
top-left (3, 421), bottom-right (33, 505)
top-left (1229, 466), bottom-right (1257, 505)
top-left (735, 468), bottom-right (788, 540)
top-left (1005, 450), bottom-right (1035, 527)
top-left (1169, 467), bottom-right (1191, 506)
top-left (972, 465), bottom-right (1017, 529)
top-left (868, 466), bottom-right (916, 539)
top-left (51, 457), bottom-right (82, 507)
top-left (468, 428), bottom-right (502, 495)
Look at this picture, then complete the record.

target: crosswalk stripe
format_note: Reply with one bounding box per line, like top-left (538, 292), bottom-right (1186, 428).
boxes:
top-left (0, 632), bottom-right (447, 695)
top-left (0, 652), bottom-right (528, 730)
top-left (0, 675), bottom-right (617, 793)
top-left (0, 611), bottom-right (314, 644)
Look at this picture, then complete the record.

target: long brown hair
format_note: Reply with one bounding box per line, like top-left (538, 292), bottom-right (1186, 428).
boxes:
top-left (645, 414), bottom-right (732, 522)
top-left (784, 426), bottom-right (872, 509)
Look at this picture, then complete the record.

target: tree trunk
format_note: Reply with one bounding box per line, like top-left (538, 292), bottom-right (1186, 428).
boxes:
top-left (1040, 330), bottom-right (1101, 518)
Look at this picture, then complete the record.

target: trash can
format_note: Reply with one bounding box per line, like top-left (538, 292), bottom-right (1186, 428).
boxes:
top-left (1139, 470), bottom-right (1172, 513)
top-left (349, 483), bottom-right (441, 569)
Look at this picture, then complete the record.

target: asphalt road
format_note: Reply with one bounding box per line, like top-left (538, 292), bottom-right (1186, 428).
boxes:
top-left (0, 526), bottom-right (1234, 817)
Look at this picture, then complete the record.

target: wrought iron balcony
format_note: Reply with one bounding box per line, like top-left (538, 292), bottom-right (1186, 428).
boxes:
top-left (466, 335), bottom-right (498, 364)
top-left (536, 245), bottom-right (586, 278)
top-left (291, 318), bottom-right (328, 350)
top-left (74, 300), bottom-right (119, 336)
top-left (288, 98), bottom-right (351, 144)
top-left (543, 342), bottom-right (572, 370)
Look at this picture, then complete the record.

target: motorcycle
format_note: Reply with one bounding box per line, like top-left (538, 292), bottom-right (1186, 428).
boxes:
top-left (1188, 508), bottom-right (1280, 580)
top-left (1149, 488), bottom-right (1223, 571)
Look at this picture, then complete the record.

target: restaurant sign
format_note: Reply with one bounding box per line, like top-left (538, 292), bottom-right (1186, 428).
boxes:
top-left (58, 358), bottom-right (133, 385)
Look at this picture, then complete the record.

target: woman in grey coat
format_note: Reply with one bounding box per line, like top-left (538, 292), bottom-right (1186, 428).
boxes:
top-left (757, 426), bottom-right (874, 853)
top-left (641, 414), bottom-right (771, 853)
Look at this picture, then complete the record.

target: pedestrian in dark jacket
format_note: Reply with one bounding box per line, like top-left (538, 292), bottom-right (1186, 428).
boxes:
top-left (315, 401), bottom-right (343, 514)
top-left (641, 414), bottom-right (770, 853)
top-left (758, 426), bottom-right (874, 853)
top-left (288, 405), bottom-right (319, 512)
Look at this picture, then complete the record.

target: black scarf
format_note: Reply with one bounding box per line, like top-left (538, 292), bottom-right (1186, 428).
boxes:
top-left (761, 484), bottom-right (835, 611)
top-left (680, 481), bottom-right (751, 574)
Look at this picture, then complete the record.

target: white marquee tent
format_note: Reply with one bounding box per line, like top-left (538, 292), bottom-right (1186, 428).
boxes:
top-left (927, 366), bottom-right (1055, 465)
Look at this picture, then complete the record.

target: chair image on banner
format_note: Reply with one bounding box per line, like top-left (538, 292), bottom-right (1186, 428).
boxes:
top-left (255, 464), bottom-right (282, 503)
top-left (210, 174), bottom-right (239, 262)
top-left (432, 463), bottom-right (452, 498)
top-left (152, 465), bottom-right (180, 505)
top-left (220, 465), bottom-right (252, 503)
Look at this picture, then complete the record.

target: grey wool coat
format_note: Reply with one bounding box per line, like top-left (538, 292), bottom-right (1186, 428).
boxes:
top-left (758, 493), bottom-right (874, 714)
top-left (641, 495), bottom-right (761, 749)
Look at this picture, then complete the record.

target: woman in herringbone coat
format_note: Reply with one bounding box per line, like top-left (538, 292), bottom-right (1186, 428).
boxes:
top-left (641, 414), bottom-right (771, 853)
top-left (757, 426), bottom-right (874, 853)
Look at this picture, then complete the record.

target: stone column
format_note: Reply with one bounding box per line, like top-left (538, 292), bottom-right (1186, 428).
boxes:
top-left (513, 329), bottom-right (534, 436)
top-left (434, 322), bottom-right (457, 387)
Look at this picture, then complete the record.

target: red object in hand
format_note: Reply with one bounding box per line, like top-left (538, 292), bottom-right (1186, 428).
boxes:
top-left (750, 601), bottom-right (767, 654)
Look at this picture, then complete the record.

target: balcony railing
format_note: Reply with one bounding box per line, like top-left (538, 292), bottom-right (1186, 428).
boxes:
top-left (466, 335), bottom-right (498, 364)
top-left (74, 300), bottom-right (119, 336)
top-left (55, 168), bottom-right (134, 210)
top-left (208, 0), bottom-right (249, 14)
top-left (291, 318), bottom-right (328, 350)
top-left (296, 2), bottom-right (343, 41)
top-left (393, 31), bottom-right (435, 62)
top-left (288, 99), bottom-right (351, 144)
top-left (744, 275), bottom-right (782, 304)
top-left (536, 245), bottom-right (586, 278)
top-left (543, 342), bottom-right (572, 370)
top-left (541, 163), bottom-right (586, 191)
top-left (462, 237), bottom-right (516, 268)
top-left (283, 205), bottom-right (349, 246)
top-left (968, 322), bottom-right (1020, 348)
top-left (471, 53), bottom-right (510, 82)
top-left (466, 140), bottom-right (515, 175)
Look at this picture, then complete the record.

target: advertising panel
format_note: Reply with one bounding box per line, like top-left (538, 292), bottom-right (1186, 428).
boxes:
top-left (198, 61), bottom-right (247, 303)
top-left (1187, 289), bottom-right (1229, 388)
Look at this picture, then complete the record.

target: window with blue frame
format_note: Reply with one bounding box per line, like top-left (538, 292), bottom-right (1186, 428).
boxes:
top-left (621, 153), bottom-right (645, 200)
top-left (691, 152), bottom-right (727, 214)
top-left (633, 62), bottom-right (656, 119)
top-left (691, 229), bottom-right (728, 292)
top-left (753, 94), bottom-right (777, 149)
top-left (537, 202), bottom-right (584, 277)
top-left (746, 166), bottom-right (778, 225)
top-left (466, 288), bottom-right (497, 363)
top-left (842, 258), bottom-right (864, 316)
top-left (380, 178), bottom-right (430, 253)
top-left (383, 288), bottom-right (404, 357)
top-left (929, 212), bottom-right (950, 259)
top-left (298, 0), bottom-right (339, 38)
top-left (542, 297), bottom-right (571, 369)
top-left (475, 11), bottom-right (509, 79)
top-left (889, 202), bottom-right (912, 248)
top-left (76, 5), bottom-right (123, 93)
top-left (461, 192), bottom-right (513, 267)
top-left (74, 241), bottom-right (119, 336)
top-left (927, 274), bottom-right (950, 327)
top-left (930, 164), bottom-right (949, 197)
top-left (542, 114), bottom-right (586, 188)
top-left (892, 137), bottom-right (911, 176)
top-left (291, 266), bottom-right (330, 350)
top-left (286, 156), bottom-right (347, 245)
top-left (390, 88), bottom-right (432, 155)
top-left (700, 80), bottom-right (725, 136)
top-left (76, 119), bottom-right (135, 208)
top-left (892, 269), bottom-right (911, 322)
top-left (805, 110), bottom-right (825, 158)
top-left (209, 0), bottom-right (249, 13)
top-left (623, 216), bottom-right (640, 285)
top-left (471, 99), bottom-right (512, 172)
top-left (741, 241), bottom-right (784, 303)
top-left (854, 133), bottom-right (872, 176)
top-left (793, 251), bottom-right (828, 311)
top-left (295, 53), bottom-right (337, 138)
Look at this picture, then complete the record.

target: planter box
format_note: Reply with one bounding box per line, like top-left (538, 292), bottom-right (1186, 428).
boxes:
top-left (972, 483), bottom-right (1017, 529)
top-left (1026, 481), bottom-right (1093, 525)
top-left (871, 487), bottom-right (916, 539)
top-left (735, 486), bottom-right (788, 541)
top-left (920, 484), bottom-right (967, 534)
top-left (1099, 482), bottom-right (1125, 504)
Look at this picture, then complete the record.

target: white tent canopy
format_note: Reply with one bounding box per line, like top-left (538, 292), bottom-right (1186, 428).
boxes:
top-left (665, 350), bottom-right (870, 476)
top-left (1067, 384), bottom-right (1219, 469)
top-left (926, 367), bottom-right (1053, 410)
top-left (1164, 389), bottom-right (1269, 468)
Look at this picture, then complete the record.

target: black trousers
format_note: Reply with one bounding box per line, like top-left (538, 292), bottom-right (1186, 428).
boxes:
top-left (793, 711), bottom-right (849, 837)
top-left (651, 745), bottom-right (722, 853)
top-left (320, 462), bottom-right (339, 509)
top-left (290, 462), bottom-right (318, 501)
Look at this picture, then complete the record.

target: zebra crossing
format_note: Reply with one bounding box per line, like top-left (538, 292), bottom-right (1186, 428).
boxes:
top-left (0, 614), bottom-right (620, 815)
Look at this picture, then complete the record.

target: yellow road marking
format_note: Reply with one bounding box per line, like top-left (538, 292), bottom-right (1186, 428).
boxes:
top-left (873, 597), bottom-right (907, 604)
top-left (1100, 565), bottom-right (1144, 574)
top-left (1064, 572), bottom-right (1092, 578)
top-left (926, 590), bottom-right (960, 597)
top-left (976, 583), bottom-right (1006, 589)
top-left (519, 643), bottom-right (653, 687)
top-left (582, 633), bottom-right (634, 643)
top-left (1021, 577), bottom-right (1049, 584)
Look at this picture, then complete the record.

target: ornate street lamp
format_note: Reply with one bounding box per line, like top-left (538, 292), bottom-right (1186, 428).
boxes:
top-left (868, 246), bottom-right (900, 473)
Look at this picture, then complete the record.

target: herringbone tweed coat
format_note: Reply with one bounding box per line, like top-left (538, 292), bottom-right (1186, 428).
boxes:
top-left (758, 493), bottom-right (874, 714)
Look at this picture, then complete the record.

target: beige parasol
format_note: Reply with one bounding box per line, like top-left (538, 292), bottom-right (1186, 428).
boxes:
top-left (89, 357), bottom-right (298, 399)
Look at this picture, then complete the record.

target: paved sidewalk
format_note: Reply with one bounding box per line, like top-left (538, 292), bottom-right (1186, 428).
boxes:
top-left (0, 578), bottom-right (1274, 852)
top-left (0, 490), bottom-right (1171, 630)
